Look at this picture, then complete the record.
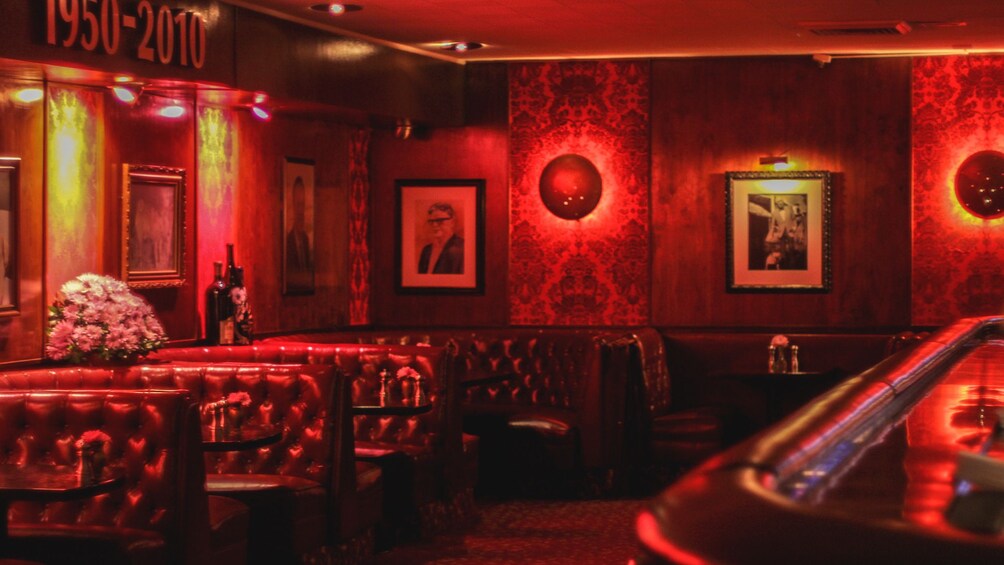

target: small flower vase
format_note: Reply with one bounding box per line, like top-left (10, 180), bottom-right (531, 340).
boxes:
top-left (400, 377), bottom-right (414, 403)
top-left (770, 347), bottom-right (788, 374)
top-left (225, 405), bottom-right (245, 429)
top-left (413, 375), bottom-right (425, 405)
top-left (76, 443), bottom-right (104, 483)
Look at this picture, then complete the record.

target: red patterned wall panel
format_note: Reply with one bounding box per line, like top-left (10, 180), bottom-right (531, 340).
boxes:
top-left (913, 56), bottom-right (1004, 325)
top-left (509, 61), bottom-right (650, 325)
top-left (349, 127), bottom-right (371, 325)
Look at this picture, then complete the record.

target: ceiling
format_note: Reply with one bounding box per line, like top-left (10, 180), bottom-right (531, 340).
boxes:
top-left (225, 0), bottom-right (1004, 63)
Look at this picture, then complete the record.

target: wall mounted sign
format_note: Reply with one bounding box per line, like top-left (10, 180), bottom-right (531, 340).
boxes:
top-left (46, 0), bottom-right (207, 68)
top-left (726, 170), bottom-right (832, 292)
top-left (955, 150), bottom-right (1004, 220)
top-left (538, 153), bottom-right (602, 220)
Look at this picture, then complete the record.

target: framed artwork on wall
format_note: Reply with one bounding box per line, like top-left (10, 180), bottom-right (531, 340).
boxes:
top-left (282, 157), bottom-right (316, 295)
top-left (726, 170), bottom-right (832, 292)
top-left (122, 164), bottom-right (186, 288)
top-left (395, 179), bottom-right (485, 294)
top-left (0, 157), bottom-right (19, 315)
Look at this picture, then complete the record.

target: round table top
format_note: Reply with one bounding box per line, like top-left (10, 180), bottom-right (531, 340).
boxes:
top-left (201, 422), bottom-right (283, 452)
top-left (0, 464), bottom-right (124, 502)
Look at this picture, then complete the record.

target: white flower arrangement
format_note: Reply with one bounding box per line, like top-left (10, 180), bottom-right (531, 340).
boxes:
top-left (45, 273), bottom-right (167, 362)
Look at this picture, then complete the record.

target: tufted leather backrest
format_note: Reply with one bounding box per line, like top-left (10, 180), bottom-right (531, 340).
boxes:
top-left (0, 389), bottom-right (210, 565)
top-left (150, 344), bottom-right (455, 455)
top-left (122, 363), bottom-right (339, 483)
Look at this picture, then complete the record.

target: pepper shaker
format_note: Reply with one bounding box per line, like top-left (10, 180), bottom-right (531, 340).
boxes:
top-left (790, 345), bottom-right (800, 373)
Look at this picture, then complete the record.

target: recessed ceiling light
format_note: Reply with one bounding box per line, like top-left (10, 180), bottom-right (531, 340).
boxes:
top-left (442, 42), bottom-right (483, 52)
top-left (309, 3), bottom-right (363, 16)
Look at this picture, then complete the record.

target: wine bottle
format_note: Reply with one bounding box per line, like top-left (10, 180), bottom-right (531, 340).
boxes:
top-left (231, 266), bottom-right (253, 345)
top-left (204, 261), bottom-right (227, 345)
top-left (219, 243), bottom-right (237, 345)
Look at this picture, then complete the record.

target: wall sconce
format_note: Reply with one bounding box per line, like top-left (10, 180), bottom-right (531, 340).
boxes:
top-left (395, 118), bottom-right (413, 140)
top-left (538, 153), bottom-right (603, 220)
top-left (955, 150), bottom-right (1004, 219)
top-left (759, 155), bottom-right (792, 171)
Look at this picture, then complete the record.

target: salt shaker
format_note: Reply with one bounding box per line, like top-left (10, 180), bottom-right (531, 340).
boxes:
top-left (790, 345), bottom-right (800, 373)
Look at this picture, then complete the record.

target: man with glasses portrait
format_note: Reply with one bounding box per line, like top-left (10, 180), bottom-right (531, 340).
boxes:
top-left (418, 202), bottom-right (464, 274)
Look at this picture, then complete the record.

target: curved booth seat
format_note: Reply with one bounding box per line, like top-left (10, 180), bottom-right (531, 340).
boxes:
top-left (637, 316), bottom-right (1004, 564)
top-left (149, 342), bottom-right (460, 541)
top-left (0, 389), bottom-right (216, 565)
top-left (0, 362), bottom-right (372, 565)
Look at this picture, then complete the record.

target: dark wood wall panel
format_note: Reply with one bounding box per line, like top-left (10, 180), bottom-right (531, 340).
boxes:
top-left (104, 95), bottom-right (198, 342)
top-left (0, 79), bottom-right (44, 363)
top-left (368, 64), bottom-right (509, 327)
top-left (651, 57), bottom-right (912, 328)
top-left (235, 114), bottom-right (352, 335)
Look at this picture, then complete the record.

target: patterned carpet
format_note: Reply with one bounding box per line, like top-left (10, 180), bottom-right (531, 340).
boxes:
top-left (373, 498), bottom-right (646, 564)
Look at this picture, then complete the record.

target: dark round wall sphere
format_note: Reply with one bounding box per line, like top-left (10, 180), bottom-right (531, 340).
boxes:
top-left (955, 150), bottom-right (1004, 219)
top-left (538, 154), bottom-right (603, 220)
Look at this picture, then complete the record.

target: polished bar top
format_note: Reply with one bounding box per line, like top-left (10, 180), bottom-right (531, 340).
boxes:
top-left (638, 316), bottom-right (1004, 564)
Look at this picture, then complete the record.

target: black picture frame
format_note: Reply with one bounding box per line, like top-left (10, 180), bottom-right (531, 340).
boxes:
top-left (282, 157), bottom-right (316, 296)
top-left (395, 179), bottom-right (486, 295)
top-left (726, 170), bottom-right (832, 292)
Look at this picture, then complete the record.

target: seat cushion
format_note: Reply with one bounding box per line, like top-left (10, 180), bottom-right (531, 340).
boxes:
top-left (356, 441), bottom-right (440, 506)
top-left (207, 495), bottom-right (249, 565)
top-left (7, 524), bottom-right (166, 565)
top-left (650, 407), bottom-right (726, 465)
top-left (207, 474), bottom-right (326, 565)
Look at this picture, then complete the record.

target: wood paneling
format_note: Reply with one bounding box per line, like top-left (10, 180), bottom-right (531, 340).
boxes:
top-left (0, 78), bottom-right (44, 363)
top-left (235, 114), bottom-right (352, 335)
top-left (234, 8), bottom-right (464, 127)
top-left (104, 92), bottom-right (198, 342)
top-left (368, 64), bottom-right (509, 327)
top-left (650, 57), bottom-right (912, 328)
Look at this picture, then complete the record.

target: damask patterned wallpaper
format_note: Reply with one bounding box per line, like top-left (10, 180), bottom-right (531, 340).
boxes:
top-left (349, 128), bottom-right (371, 325)
top-left (913, 56), bottom-right (1004, 325)
top-left (508, 61), bottom-right (650, 325)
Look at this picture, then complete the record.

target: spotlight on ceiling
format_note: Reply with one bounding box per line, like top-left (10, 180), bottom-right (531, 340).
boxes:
top-left (159, 104), bottom-right (186, 119)
top-left (111, 84), bottom-right (143, 105)
top-left (309, 3), bottom-right (362, 15)
top-left (250, 104), bottom-right (272, 121)
top-left (441, 42), bottom-right (483, 53)
top-left (12, 87), bottom-right (44, 104)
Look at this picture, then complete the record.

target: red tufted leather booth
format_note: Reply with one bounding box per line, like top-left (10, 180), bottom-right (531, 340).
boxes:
top-left (264, 328), bottom-right (640, 496)
top-left (0, 362), bottom-right (376, 565)
top-left (0, 389), bottom-right (214, 565)
top-left (149, 343), bottom-right (460, 540)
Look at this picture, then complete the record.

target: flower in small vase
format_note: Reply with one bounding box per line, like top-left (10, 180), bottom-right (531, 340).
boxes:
top-left (46, 273), bottom-right (167, 363)
top-left (226, 391), bottom-right (252, 407)
top-left (76, 429), bottom-right (111, 449)
top-left (770, 334), bottom-right (790, 349)
top-left (396, 367), bottom-right (421, 380)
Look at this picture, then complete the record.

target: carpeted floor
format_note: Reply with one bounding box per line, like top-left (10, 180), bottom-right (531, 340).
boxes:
top-left (372, 498), bottom-right (646, 564)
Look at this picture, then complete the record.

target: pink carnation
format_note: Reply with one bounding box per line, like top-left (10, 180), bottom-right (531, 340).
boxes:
top-left (770, 334), bottom-right (790, 348)
top-left (76, 429), bottom-right (110, 448)
top-left (227, 392), bottom-right (252, 407)
top-left (396, 367), bottom-right (421, 380)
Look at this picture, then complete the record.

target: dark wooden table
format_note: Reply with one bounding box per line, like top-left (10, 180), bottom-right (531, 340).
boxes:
top-left (0, 464), bottom-right (124, 541)
top-left (201, 423), bottom-right (283, 452)
top-left (353, 397), bottom-right (433, 416)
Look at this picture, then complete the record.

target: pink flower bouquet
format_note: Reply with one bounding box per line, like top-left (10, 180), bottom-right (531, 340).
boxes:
top-left (226, 391), bottom-right (252, 407)
top-left (75, 429), bottom-right (111, 449)
top-left (396, 367), bottom-right (421, 380)
top-left (770, 334), bottom-right (790, 349)
top-left (45, 273), bottom-right (167, 363)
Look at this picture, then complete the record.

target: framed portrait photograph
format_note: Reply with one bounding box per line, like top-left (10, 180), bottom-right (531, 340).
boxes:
top-left (395, 179), bottom-right (485, 294)
top-left (726, 170), bottom-right (832, 292)
top-left (0, 157), bottom-right (19, 315)
top-left (122, 164), bottom-right (185, 288)
top-left (282, 157), bottom-right (316, 295)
